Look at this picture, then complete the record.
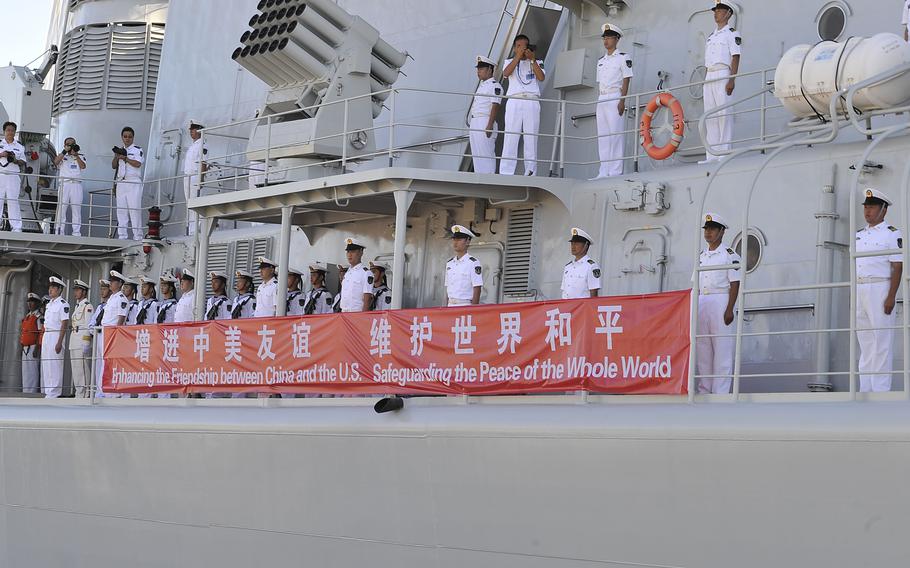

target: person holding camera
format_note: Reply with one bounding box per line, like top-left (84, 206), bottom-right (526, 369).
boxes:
top-left (500, 35), bottom-right (545, 177)
top-left (183, 120), bottom-right (208, 236)
top-left (111, 126), bottom-right (144, 240)
top-left (53, 136), bottom-right (86, 236)
top-left (0, 121), bottom-right (26, 232)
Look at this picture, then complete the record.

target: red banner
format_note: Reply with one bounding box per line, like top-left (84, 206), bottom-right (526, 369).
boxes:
top-left (102, 290), bottom-right (691, 395)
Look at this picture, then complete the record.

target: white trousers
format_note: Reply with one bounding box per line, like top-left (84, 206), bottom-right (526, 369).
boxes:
top-left (183, 174), bottom-right (199, 235)
top-left (116, 179), bottom-right (144, 240)
top-left (703, 68), bottom-right (733, 161)
top-left (57, 181), bottom-right (83, 236)
top-left (1, 171), bottom-right (22, 231)
top-left (94, 329), bottom-right (106, 397)
top-left (857, 281), bottom-right (895, 392)
top-left (500, 98), bottom-right (540, 176)
top-left (596, 95), bottom-right (625, 178)
top-left (69, 343), bottom-right (91, 397)
top-left (21, 345), bottom-right (40, 393)
top-left (40, 333), bottom-right (64, 398)
top-left (696, 293), bottom-right (733, 394)
top-left (469, 116), bottom-right (498, 174)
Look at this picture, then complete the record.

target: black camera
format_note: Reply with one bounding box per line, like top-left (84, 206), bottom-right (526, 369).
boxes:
top-left (69, 143), bottom-right (80, 153)
top-left (112, 146), bottom-right (127, 156)
top-left (527, 44), bottom-right (537, 52)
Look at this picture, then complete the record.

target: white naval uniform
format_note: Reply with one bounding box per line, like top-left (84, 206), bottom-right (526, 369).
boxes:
top-left (21, 309), bottom-right (41, 394)
top-left (340, 264), bottom-right (374, 312)
top-left (696, 246), bottom-right (741, 394)
top-left (304, 287), bottom-right (334, 315)
top-left (174, 289), bottom-right (196, 323)
top-left (500, 58), bottom-right (544, 176)
top-left (68, 299), bottom-right (94, 397)
top-left (595, 51), bottom-right (633, 178)
top-left (254, 277), bottom-right (278, 317)
top-left (57, 153), bottom-right (85, 236)
top-left (135, 298), bottom-right (158, 326)
top-left (115, 144), bottom-right (145, 240)
top-left (0, 140), bottom-right (25, 231)
top-left (183, 138), bottom-right (206, 235)
top-left (40, 297), bottom-right (70, 398)
top-left (372, 285), bottom-right (392, 310)
top-left (561, 255), bottom-right (602, 299)
top-left (469, 78), bottom-right (503, 174)
top-left (231, 293), bottom-right (256, 319)
top-left (287, 290), bottom-right (305, 316)
top-left (206, 294), bottom-right (232, 320)
top-left (156, 298), bottom-right (177, 323)
top-left (903, 1), bottom-right (910, 40)
top-left (97, 291), bottom-right (129, 397)
top-left (90, 301), bottom-right (106, 395)
top-left (856, 222), bottom-right (903, 393)
top-left (703, 26), bottom-right (741, 161)
top-left (445, 254), bottom-right (484, 305)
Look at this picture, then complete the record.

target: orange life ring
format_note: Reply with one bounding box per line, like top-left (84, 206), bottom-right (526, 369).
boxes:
top-left (639, 92), bottom-right (685, 160)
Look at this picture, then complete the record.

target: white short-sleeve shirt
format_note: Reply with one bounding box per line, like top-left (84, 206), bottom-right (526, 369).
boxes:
top-left (254, 278), bottom-right (278, 317)
top-left (503, 58), bottom-right (544, 97)
top-left (705, 27), bottom-right (742, 68)
top-left (340, 263), bottom-right (374, 312)
top-left (43, 297), bottom-right (70, 336)
top-left (597, 51), bottom-right (633, 96)
top-left (561, 255), bottom-right (602, 299)
top-left (698, 246), bottom-right (742, 293)
top-left (445, 254), bottom-right (484, 301)
top-left (60, 154), bottom-right (85, 182)
top-left (101, 291), bottom-right (129, 326)
top-left (856, 222), bottom-right (903, 278)
top-left (174, 289), bottom-right (196, 323)
top-left (116, 144), bottom-right (144, 181)
top-left (471, 78), bottom-right (504, 119)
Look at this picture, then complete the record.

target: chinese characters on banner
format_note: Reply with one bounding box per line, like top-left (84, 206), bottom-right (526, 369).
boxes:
top-left (102, 290), bottom-right (691, 396)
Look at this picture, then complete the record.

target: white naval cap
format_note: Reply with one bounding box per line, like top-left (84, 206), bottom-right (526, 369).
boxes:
top-left (48, 276), bottom-right (67, 288)
top-left (73, 279), bottom-right (89, 290)
top-left (122, 275), bottom-right (140, 286)
top-left (309, 262), bottom-right (328, 273)
top-left (711, 0), bottom-right (734, 11)
top-left (601, 22), bottom-right (624, 37)
top-left (98, 278), bottom-right (111, 287)
top-left (476, 55), bottom-right (496, 68)
top-left (369, 260), bottom-right (390, 271)
top-left (235, 268), bottom-right (254, 279)
top-left (287, 266), bottom-right (305, 277)
top-left (159, 271), bottom-right (178, 283)
top-left (344, 237), bottom-right (366, 250)
top-left (256, 256), bottom-right (277, 267)
top-left (209, 270), bottom-right (228, 280)
top-left (451, 224), bottom-right (477, 239)
top-left (862, 187), bottom-right (893, 206)
top-left (569, 227), bottom-right (594, 244)
top-left (188, 119), bottom-right (204, 129)
top-left (27, 292), bottom-right (41, 301)
top-left (180, 268), bottom-right (195, 280)
top-left (139, 276), bottom-right (157, 285)
top-left (702, 212), bottom-right (730, 230)
top-left (109, 270), bottom-right (127, 282)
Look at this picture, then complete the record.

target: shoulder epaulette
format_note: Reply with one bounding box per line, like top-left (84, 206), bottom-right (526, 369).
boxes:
top-left (362, 266), bottom-right (369, 271)
top-left (565, 261), bottom-right (571, 266)
top-left (587, 259), bottom-right (595, 265)
top-left (729, 27), bottom-right (736, 32)
top-left (469, 256), bottom-right (477, 262)
top-left (727, 248), bottom-right (735, 254)
top-left (447, 257), bottom-right (455, 262)
top-left (889, 225), bottom-right (898, 232)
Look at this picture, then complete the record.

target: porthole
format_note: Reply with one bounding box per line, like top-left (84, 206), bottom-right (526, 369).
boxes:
top-left (818, 5), bottom-right (847, 41)
top-left (732, 231), bottom-right (765, 273)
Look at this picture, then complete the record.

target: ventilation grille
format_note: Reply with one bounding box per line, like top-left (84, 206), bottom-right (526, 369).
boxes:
top-left (204, 243), bottom-right (230, 297)
top-left (502, 208), bottom-right (536, 296)
top-left (213, 237), bottom-right (274, 292)
top-left (52, 22), bottom-right (165, 116)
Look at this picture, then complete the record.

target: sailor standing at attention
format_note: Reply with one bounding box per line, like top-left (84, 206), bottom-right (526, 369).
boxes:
top-left (286, 267), bottom-right (306, 316)
top-left (702, 1), bottom-right (741, 162)
top-left (369, 261), bottom-right (393, 310)
top-left (500, 34), bottom-right (545, 176)
top-left (206, 271), bottom-right (232, 320)
top-left (696, 213), bottom-right (741, 394)
top-left (135, 277), bottom-right (159, 325)
top-left (156, 272), bottom-right (179, 323)
top-left (183, 120), bottom-right (208, 235)
top-left (305, 263), bottom-right (334, 315)
top-left (332, 264), bottom-right (347, 313)
top-left (340, 238), bottom-right (374, 312)
top-left (174, 269), bottom-right (197, 323)
top-left (231, 269), bottom-right (257, 319)
top-left (561, 228), bottom-right (601, 298)
top-left (68, 279), bottom-right (94, 397)
top-left (469, 56), bottom-right (503, 174)
top-left (97, 270), bottom-right (131, 397)
top-left (20, 293), bottom-right (43, 394)
top-left (111, 126), bottom-right (145, 240)
top-left (445, 225), bottom-right (484, 306)
top-left (90, 279), bottom-right (110, 395)
top-left (41, 277), bottom-right (70, 398)
top-left (254, 257), bottom-right (279, 317)
top-left (122, 276), bottom-right (140, 325)
top-left (856, 188), bottom-right (903, 393)
top-left (593, 23), bottom-right (633, 180)
top-left (0, 121), bottom-right (26, 232)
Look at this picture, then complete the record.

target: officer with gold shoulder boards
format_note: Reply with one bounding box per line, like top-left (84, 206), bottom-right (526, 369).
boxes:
top-left (703, 1), bottom-right (742, 162)
top-left (41, 277), bottom-right (70, 398)
top-left (697, 213), bottom-right (741, 394)
top-left (68, 279), bottom-right (94, 397)
top-left (470, 56), bottom-right (503, 174)
top-left (562, 228), bottom-right (601, 298)
top-left (445, 225), bottom-right (483, 306)
top-left (340, 238), bottom-right (374, 312)
top-left (856, 188), bottom-right (903, 392)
